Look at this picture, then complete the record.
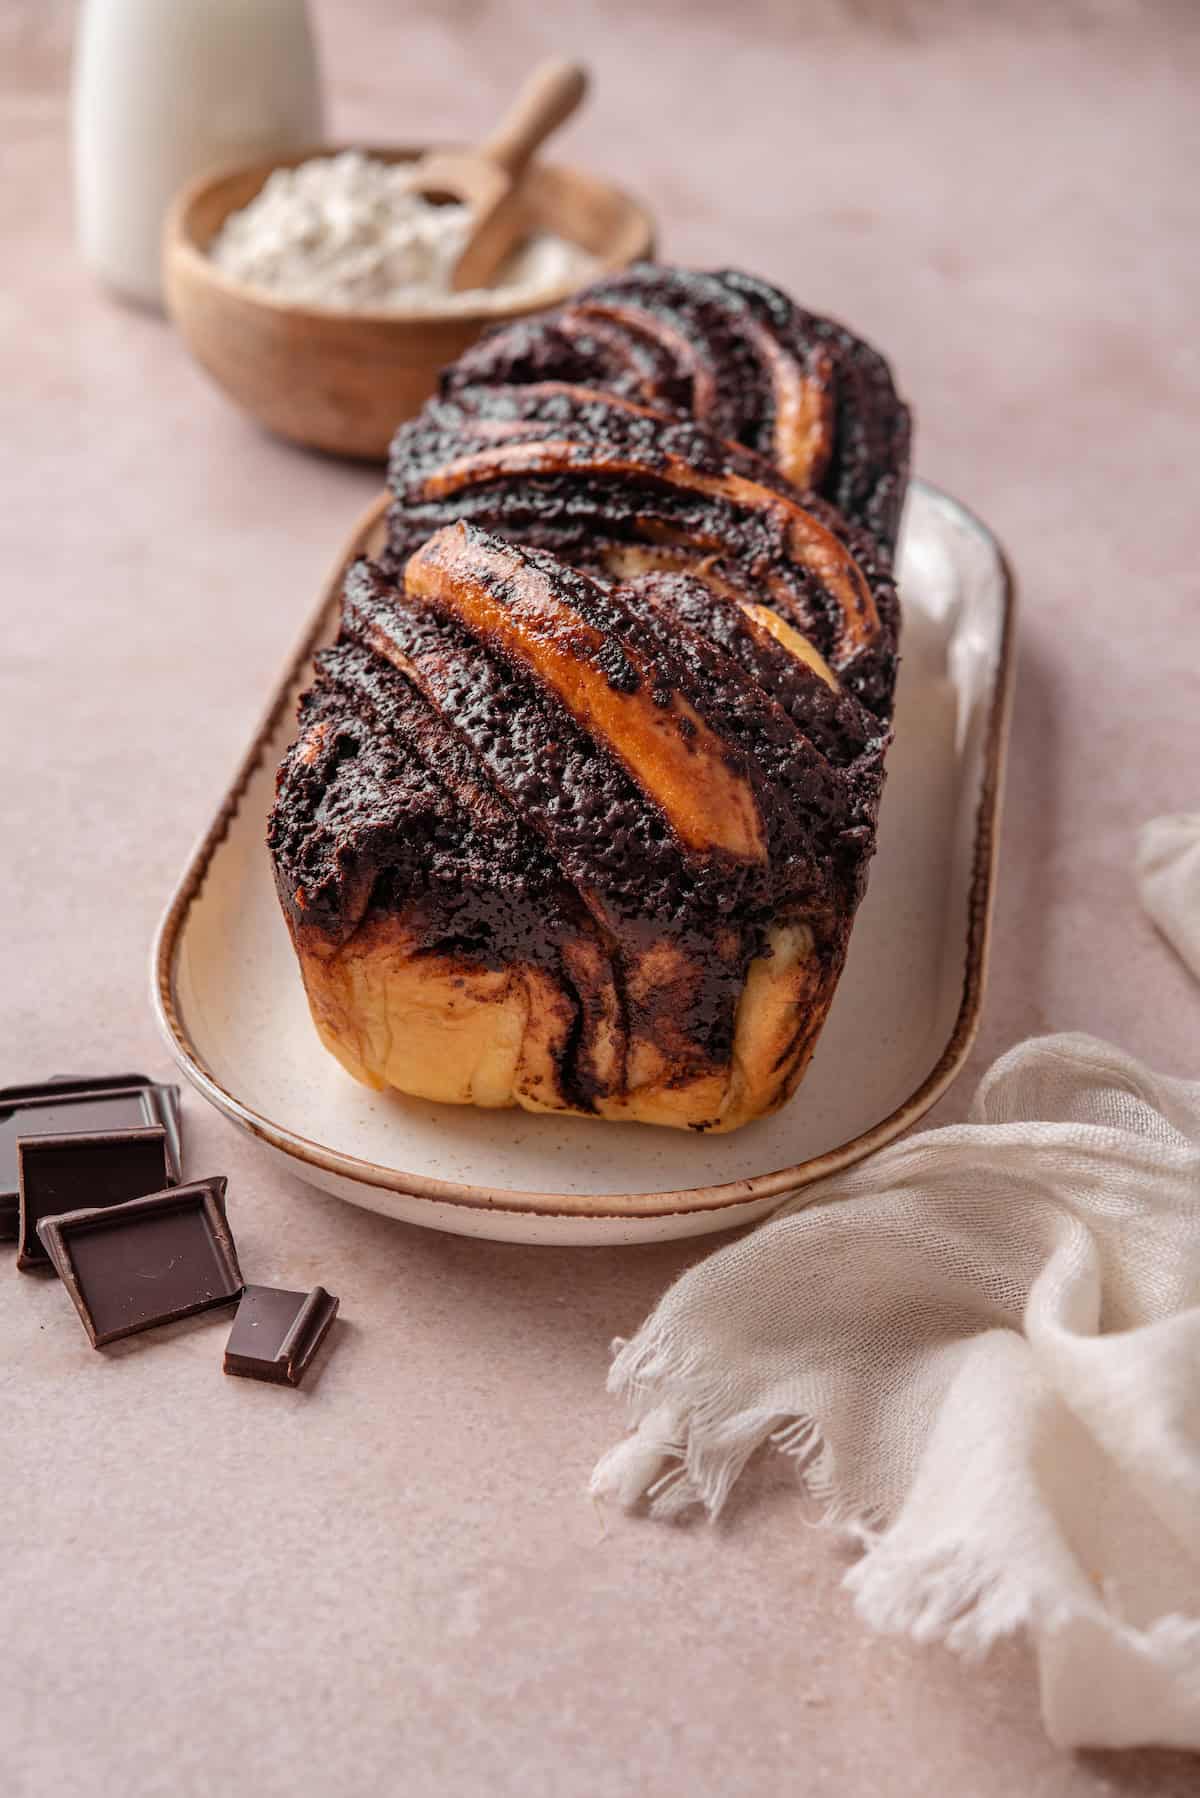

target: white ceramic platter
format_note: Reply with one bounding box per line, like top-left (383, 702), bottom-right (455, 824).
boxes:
top-left (152, 481), bottom-right (1015, 1245)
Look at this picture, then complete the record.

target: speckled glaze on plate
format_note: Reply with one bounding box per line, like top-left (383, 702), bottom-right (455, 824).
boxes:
top-left (151, 481), bottom-right (1015, 1245)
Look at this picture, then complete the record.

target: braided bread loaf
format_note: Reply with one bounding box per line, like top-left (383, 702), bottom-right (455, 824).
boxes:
top-left (270, 265), bottom-right (909, 1132)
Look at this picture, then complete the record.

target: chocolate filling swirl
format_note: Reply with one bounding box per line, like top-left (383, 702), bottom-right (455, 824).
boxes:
top-left (442, 263), bottom-right (911, 552)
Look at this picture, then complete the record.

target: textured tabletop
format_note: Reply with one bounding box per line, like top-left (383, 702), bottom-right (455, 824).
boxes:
top-left (2, 2), bottom-right (1198, 1793)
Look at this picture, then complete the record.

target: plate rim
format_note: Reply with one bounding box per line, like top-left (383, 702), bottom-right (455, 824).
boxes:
top-left (150, 480), bottom-right (1017, 1222)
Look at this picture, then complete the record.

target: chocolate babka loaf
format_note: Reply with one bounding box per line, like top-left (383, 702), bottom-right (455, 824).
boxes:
top-left (269, 265), bottom-right (910, 1132)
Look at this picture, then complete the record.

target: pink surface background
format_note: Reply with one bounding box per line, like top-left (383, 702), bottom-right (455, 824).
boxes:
top-left (2, 2), bottom-right (1198, 1792)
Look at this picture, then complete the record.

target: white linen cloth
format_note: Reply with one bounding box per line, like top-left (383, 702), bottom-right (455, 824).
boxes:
top-left (1138, 814), bottom-right (1200, 979)
top-left (592, 1033), bottom-right (1200, 1749)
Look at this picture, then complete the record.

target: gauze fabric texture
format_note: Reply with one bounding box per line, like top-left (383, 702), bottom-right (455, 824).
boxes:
top-left (1138, 813), bottom-right (1200, 979)
top-left (592, 1034), bottom-right (1200, 1750)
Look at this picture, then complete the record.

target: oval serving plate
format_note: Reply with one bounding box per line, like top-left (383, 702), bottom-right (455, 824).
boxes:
top-left (152, 481), bottom-right (1015, 1245)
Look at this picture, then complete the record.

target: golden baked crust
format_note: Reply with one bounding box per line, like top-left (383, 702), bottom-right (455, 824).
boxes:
top-left (269, 266), bottom-right (907, 1131)
top-left (291, 910), bottom-right (836, 1133)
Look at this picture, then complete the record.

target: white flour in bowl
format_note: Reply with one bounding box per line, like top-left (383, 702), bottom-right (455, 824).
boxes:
top-left (209, 149), bottom-right (598, 312)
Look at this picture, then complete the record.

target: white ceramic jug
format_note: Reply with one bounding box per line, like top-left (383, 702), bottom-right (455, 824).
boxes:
top-left (73, 0), bottom-right (325, 308)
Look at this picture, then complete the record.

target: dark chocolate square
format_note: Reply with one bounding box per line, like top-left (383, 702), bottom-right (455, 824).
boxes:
top-left (36, 1177), bottom-right (243, 1348)
top-left (1, 1076), bottom-right (182, 1213)
top-left (16, 1126), bottom-right (171, 1270)
top-left (224, 1285), bottom-right (339, 1388)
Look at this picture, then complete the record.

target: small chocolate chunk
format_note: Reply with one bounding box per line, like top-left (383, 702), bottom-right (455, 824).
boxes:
top-left (16, 1126), bottom-right (171, 1270)
top-left (224, 1285), bottom-right (340, 1388)
top-left (1, 1075), bottom-right (182, 1229)
top-left (36, 1177), bottom-right (243, 1349)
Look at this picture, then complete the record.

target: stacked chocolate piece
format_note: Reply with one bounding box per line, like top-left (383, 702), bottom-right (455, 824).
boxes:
top-left (2, 1074), bottom-right (338, 1385)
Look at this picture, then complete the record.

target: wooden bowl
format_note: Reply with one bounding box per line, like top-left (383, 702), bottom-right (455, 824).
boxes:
top-left (163, 144), bottom-right (656, 460)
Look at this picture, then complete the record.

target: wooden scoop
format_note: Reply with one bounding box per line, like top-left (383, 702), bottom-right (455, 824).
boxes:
top-left (402, 59), bottom-right (589, 293)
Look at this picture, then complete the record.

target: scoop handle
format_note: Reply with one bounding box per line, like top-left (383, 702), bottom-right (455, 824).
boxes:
top-left (481, 59), bottom-right (589, 181)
